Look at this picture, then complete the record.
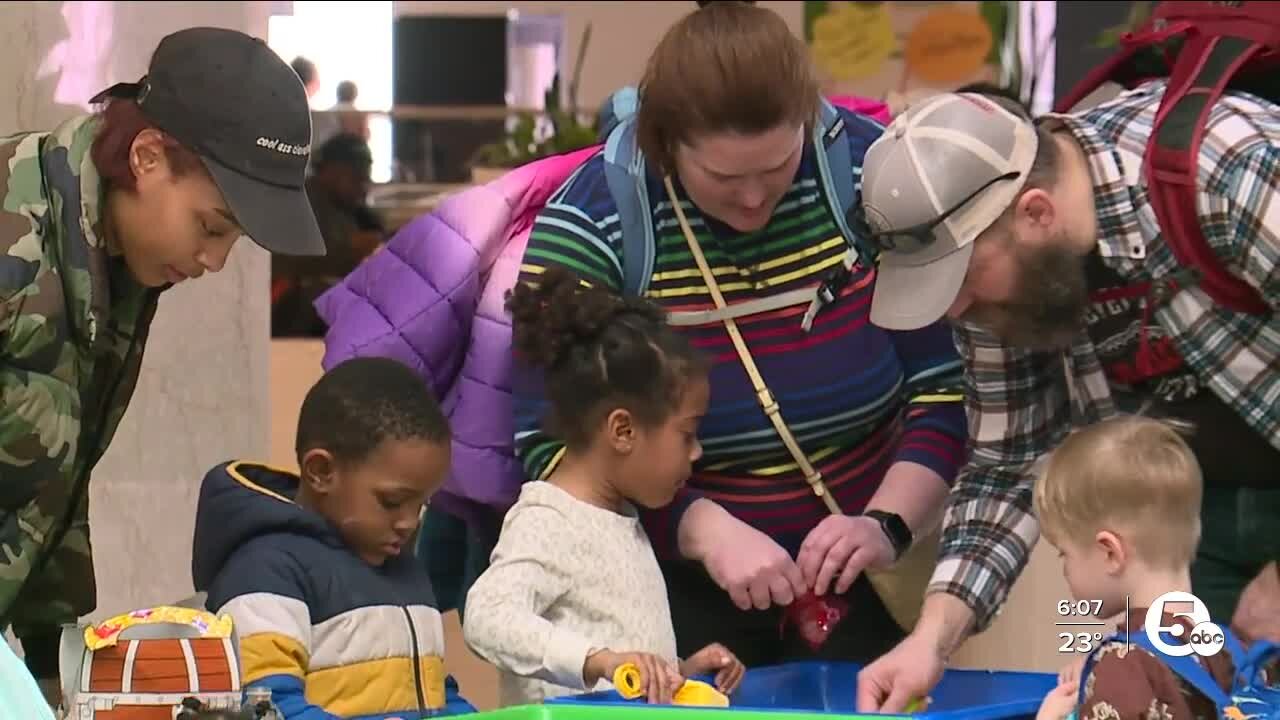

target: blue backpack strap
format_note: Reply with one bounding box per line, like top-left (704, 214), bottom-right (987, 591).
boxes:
top-left (1240, 640), bottom-right (1280, 689)
top-left (1076, 630), bottom-right (1240, 711)
top-left (603, 119), bottom-right (655, 298)
top-left (599, 88), bottom-right (655, 298)
top-left (596, 87), bottom-right (639, 143)
top-left (1128, 628), bottom-right (1236, 712)
top-left (813, 97), bottom-right (884, 261)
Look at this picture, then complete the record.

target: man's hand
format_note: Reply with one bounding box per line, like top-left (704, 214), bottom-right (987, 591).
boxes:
top-left (856, 631), bottom-right (946, 713)
top-left (680, 643), bottom-right (745, 695)
top-left (680, 500), bottom-right (807, 610)
top-left (856, 594), bottom-right (975, 713)
top-left (585, 649), bottom-right (684, 704)
top-left (797, 515), bottom-right (896, 596)
top-left (1232, 560), bottom-right (1280, 646)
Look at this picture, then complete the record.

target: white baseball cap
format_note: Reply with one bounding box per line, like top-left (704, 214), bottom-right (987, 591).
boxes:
top-left (862, 92), bottom-right (1039, 330)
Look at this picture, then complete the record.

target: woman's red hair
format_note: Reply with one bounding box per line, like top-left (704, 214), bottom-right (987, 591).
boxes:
top-left (90, 99), bottom-right (204, 190)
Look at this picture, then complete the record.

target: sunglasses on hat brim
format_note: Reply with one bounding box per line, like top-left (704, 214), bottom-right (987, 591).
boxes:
top-left (866, 171), bottom-right (1022, 254)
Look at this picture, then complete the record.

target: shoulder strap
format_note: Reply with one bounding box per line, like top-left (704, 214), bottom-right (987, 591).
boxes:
top-left (601, 113), bottom-right (656, 298)
top-left (814, 97), bottom-right (881, 262)
top-left (1077, 629), bottom-right (1247, 711)
top-left (596, 87), bottom-right (639, 142)
top-left (814, 98), bottom-right (856, 245)
top-left (1240, 640), bottom-right (1280, 690)
top-left (1129, 629), bottom-right (1236, 711)
top-left (662, 175), bottom-right (842, 515)
top-left (1140, 8), bottom-right (1271, 315)
top-left (1054, 2), bottom-right (1273, 315)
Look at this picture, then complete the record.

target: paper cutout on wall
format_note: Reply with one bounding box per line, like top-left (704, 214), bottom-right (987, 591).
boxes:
top-left (904, 7), bottom-right (993, 85)
top-left (811, 3), bottom-right (897, 82)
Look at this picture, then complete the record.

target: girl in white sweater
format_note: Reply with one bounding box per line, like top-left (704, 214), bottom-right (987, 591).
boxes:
top-left (463, 266), bottom-right (744, 707)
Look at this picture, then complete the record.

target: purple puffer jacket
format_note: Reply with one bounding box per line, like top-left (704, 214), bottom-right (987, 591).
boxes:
top-left (313, 145), bottom-right (602, 526)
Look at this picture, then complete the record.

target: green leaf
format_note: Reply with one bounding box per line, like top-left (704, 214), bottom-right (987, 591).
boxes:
top-left (803, 1), bottom-right (828, 44)
top-left (1128, 1), bottom-right (1153, 28)
top-left (1093, 27), bottom-right (1123, 49)
top-left (1092, 1), bottom-right (1154, 49)
top-left (469, 22), bottom-right (603, 171)
top-left (511, 114), bottom-right (537, 148)
top-left (979, 0), bottom-right (1008, 66)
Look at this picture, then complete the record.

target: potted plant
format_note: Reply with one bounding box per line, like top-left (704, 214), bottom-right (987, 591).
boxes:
top-left (470, 24), bottom-right (598, 183)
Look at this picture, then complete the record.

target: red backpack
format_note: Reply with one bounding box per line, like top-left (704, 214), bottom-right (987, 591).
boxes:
top-left (1056, 1), bottom-right (1280, 316)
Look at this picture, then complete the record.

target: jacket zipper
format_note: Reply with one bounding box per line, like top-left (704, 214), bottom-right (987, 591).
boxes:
top-left (0, 290), bottom-right (158, 629)
top-left (401, 606), bottom-right (428, 716)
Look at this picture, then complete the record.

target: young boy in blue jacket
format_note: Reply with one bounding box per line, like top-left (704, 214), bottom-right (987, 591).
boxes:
top-left (192, 357), bottom-right (475, 719)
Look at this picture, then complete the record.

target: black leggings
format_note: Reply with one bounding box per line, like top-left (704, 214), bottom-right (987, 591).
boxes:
top-left (660, 558), bottom-right (906, 668)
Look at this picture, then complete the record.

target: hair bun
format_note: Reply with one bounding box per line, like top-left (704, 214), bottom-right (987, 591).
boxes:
top-left (506, 266), bottom-right (664, 371)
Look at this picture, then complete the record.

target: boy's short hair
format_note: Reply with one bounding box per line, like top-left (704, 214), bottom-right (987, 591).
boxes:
top-left (296, 357), bottom-right (450, 465)
top-left (1034, 415), bottom-right (1202, 570)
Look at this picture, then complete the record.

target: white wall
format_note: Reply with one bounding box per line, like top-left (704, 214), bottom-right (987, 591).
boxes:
top-left (0, 0), bottom-right (272, 647)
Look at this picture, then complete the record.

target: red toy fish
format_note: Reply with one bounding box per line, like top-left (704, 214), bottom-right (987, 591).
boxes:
top-left (783, 591), bottom-right (850, 650)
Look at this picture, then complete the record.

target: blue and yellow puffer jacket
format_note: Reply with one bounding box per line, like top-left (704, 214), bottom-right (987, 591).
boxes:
top-left (192, 461), bottom-right (475, 719)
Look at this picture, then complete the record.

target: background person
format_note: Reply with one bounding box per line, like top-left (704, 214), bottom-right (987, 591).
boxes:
top-left (273, 133), bottom-right (383, 337)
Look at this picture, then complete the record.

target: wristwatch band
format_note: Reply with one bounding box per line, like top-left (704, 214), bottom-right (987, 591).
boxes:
top-left (864, 509), bottom-right (912, 560)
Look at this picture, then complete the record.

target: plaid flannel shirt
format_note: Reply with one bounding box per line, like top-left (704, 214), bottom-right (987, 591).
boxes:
top-left (930, 81), bottom-right (1280, 632)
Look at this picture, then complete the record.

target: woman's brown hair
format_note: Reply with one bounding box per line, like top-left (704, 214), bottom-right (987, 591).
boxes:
top-left (636, 1), bottom-right (821, 175)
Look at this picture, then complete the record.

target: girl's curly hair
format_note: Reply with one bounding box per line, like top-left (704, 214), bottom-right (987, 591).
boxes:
top-left (506, 266), bottom-right (708, 448)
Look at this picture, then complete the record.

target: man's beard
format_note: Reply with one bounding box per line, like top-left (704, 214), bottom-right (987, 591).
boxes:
top-left (959, 238), bottom-right (1091, 351)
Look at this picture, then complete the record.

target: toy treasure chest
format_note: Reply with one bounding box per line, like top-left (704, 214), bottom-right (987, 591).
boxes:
top-left (59, 606), bottom-right (242, 720)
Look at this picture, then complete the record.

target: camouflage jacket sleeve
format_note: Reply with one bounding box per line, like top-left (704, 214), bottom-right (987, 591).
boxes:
top-left (0, 130), bottom-right (93, 643)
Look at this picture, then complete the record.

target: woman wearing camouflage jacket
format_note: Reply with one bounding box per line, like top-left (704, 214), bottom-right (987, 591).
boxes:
top-left (0, 27), bottom-right (324, 695)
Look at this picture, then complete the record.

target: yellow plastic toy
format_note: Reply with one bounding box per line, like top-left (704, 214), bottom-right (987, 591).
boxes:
top-left (612, 662), bottom-right (926, 712)
top-left (83, 606), bottom-right (234, 650)
top-left (613, 662), bottom-right (731, 707)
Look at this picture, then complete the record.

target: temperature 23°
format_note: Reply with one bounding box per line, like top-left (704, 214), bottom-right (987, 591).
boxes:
top-left (1059, 631), bottom-right (1105, 653)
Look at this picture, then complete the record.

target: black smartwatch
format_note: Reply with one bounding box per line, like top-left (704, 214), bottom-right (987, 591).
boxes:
top-left (863, 509), bottom-right (912, 560)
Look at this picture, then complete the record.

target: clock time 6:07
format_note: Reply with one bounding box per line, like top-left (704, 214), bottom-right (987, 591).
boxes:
top-left (1057, 599), bottom-right (1104, 616)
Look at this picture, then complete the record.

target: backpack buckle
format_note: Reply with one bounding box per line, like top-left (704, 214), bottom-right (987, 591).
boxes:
top-left (801, 262), bottom-right (854, 332)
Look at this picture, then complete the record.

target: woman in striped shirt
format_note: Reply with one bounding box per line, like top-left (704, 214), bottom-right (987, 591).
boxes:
top-left (512, 1), bottom-right (969, 667)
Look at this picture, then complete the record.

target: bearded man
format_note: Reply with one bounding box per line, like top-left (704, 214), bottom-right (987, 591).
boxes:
top-left (852, 87), bottom-right (1280, 712)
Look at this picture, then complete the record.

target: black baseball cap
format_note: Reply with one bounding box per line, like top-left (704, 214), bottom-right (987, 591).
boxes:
top-left (91, 27), bottom-right (326, 257)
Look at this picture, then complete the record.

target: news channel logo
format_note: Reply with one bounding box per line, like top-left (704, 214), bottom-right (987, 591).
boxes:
top-left (1144, 591), bottom-right (1225, 657)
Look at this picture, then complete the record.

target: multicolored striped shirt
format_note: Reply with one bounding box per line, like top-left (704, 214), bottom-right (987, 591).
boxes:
top-left (941, 81), bottom-right (1280, 633)
top-left (513, 114), bottom-right (967, 559)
